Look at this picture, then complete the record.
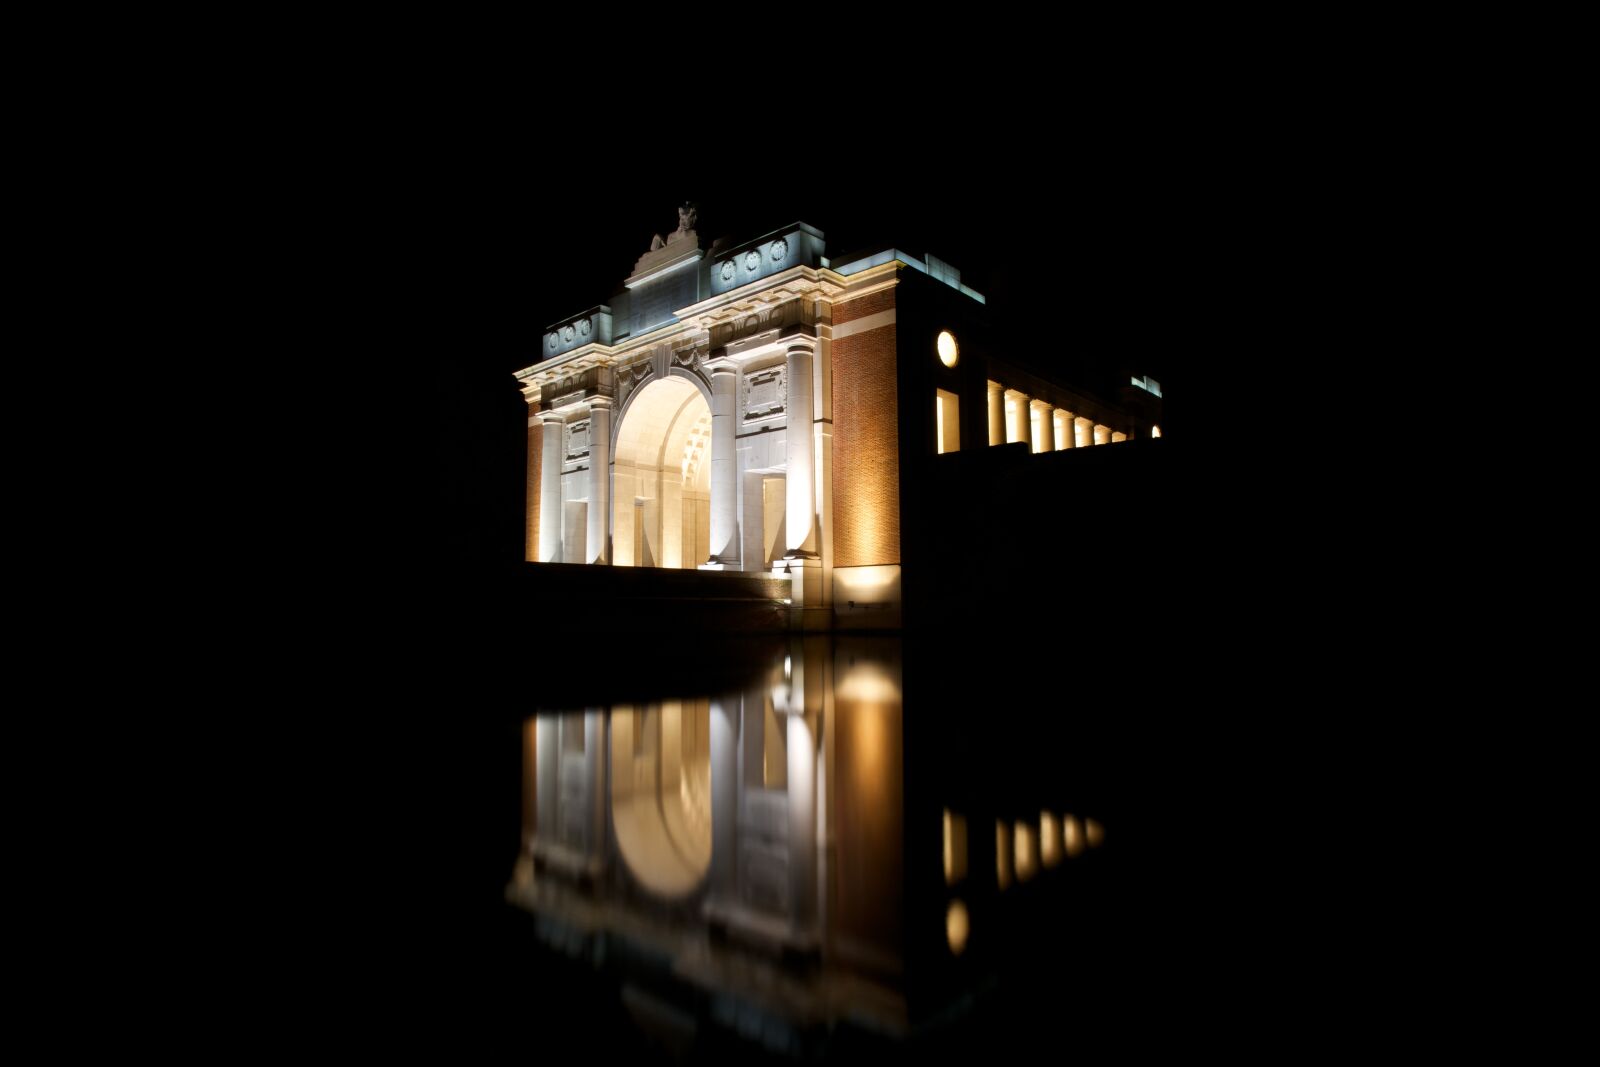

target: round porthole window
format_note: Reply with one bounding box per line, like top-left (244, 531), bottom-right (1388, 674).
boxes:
top-left (937, 330), bottom-right (959, 368)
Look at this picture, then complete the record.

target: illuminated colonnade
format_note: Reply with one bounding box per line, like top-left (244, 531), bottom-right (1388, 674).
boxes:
top-left (982, 378), bottom-right (1133, 456)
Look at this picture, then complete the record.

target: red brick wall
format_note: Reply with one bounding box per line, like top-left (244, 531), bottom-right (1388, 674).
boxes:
top-left (834, 287), bottom-right (896, 324)
top-left (832, 290), bottom-right (899, 568)
top-left (526, 405), bottom-right (542, 562)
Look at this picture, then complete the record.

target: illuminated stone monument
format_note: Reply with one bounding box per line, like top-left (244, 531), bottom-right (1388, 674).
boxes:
top-left (515, 206), bottom-right (1161, 629)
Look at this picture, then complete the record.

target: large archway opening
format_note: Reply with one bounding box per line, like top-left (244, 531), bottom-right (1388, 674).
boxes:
top-left (612, 377), bottom-right (712, 568)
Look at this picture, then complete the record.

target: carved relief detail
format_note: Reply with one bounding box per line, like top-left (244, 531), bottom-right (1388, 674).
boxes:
top-left (743, 365), bottom-right (786, 422)
top-left (616, 358), bottom-right (653, 406)
top-left (708, 299), bottom-right (807, 349)
top-left (672, 344), bottom-right (705, 374)
top-left (565, 420), bottom-right (591, 461)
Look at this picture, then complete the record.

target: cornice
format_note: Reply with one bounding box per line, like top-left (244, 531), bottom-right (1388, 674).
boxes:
top-left (513, 260), bottom-right (906, 391)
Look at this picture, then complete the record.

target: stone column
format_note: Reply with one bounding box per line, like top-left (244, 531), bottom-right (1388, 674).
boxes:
top-left (1033, 401), bottom-right (1053, 453)
top-left (987, 381), bottom-right (1004, 446)
top-left (586, 398), bottom-right (613, 564)
top-left (785, 343), bottom-right (816, 556)
top-left (1095, 423), bottom-right (1110, 446)
top-left (742, 469), bottom-right (766, 572)
top-left (788, 707), bottom-right (817, 933)
top-left (585, 709), bottom-right (606, 864)
top-left (707, 358), bottom-right (739, 566)
top-left (535, 715), bottom-right (558, 842)
top-left (1011, 391), bottom-right (1033, 451)
top-left (709, 696), bottom-right (738, 905)
top-left (538, 412), bottom-right (565, 563)
top-left (1058, 409), bottom-right (1076, 450)
top-left (1075, 416), bottom-right (1091, 450)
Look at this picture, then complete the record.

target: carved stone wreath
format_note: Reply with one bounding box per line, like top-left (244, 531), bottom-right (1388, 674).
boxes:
top-left (548, 334), bottom-right (558, 350)
top-left (770, 238), bottom-right (787, 262)
top-left (578, 318), bottom-right (591, 336)
top-left (744, 250), bottom-right (760, 272)
top-left (617, 359), bottom-right (652, 404)
top-left (562, 325), bottom-right (575, 343)
top-left (721, 260), bottom-right (735, 282)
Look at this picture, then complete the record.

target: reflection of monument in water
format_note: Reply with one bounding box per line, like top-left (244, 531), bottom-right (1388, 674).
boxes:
top-left (513, 638), bottom-right (903, 1023)
top-left (509, 638), bottom-right (1112, 1053)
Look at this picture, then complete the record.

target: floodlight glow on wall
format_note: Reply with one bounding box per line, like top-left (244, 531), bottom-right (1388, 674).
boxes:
top-left (937, 330), bottom-right (959, 368)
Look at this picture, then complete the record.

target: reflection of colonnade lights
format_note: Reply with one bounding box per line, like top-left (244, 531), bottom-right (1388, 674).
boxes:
top-left (987, 811), bottom-right (1106, 890)
top-left (1040, 811), bottom-right (1061, 868)
top-left (1063, 814), bottom-right (1084, 858)
top-left (1013, 822), bottom-right (1038, 882)
top-left (943, 809), bottom-right (967, 885)
top-left (946, 899), bottom-right (970, 955)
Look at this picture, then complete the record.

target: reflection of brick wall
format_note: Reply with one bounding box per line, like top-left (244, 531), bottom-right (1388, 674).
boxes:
top-left (526, 409), bottom-right (541, 562)
top-left (833, 290), bottom-right (899, 568)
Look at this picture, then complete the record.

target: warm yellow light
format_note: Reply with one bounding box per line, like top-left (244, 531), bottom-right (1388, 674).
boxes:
top-left (839, 565), bottom-right (896, 591)
top-left (1151, 425), bottom-right (1161, 438)
top-left (837, 661), bottom-right (901, 703)
top-left (937, 330), bottom-right (959, 368)
top-left (946, 899), bottom-right (970, 955)
top-left (1040, 811), bottom-right (1062, 868)
top-left (1014, 821), bottom-right (1038, 882)
top-left (936, 388), bottom-right (960, 454)
top-left (1063, 814), bottom-right (1085, 858)
top-left (944, 809), bottom-right (968, 885)
top-left (996, 820), bottom-right (1012, 890)
top-left (1086, 818), bottom-right (1105, 848)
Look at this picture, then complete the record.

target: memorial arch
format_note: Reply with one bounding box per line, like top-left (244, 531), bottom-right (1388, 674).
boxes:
top-left (612, 376), bottom-right (712, 569)
top-left (516, 209), bottom-right (1161, 629)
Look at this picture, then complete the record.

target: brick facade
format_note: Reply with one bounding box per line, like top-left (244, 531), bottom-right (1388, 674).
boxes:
top-left (833, 287), bottom-right (895, 324)
top-left (832, 290), bottom-right (900, 568)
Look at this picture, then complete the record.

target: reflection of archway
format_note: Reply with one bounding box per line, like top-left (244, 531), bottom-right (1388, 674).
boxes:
top-left (613, 377), bottom-right (712, 568)
top-left (610, 702), bottom-right (712, 897)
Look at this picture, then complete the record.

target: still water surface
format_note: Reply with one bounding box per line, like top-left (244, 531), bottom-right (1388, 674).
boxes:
top-left (485, 634), bottom-right (1174, 1060)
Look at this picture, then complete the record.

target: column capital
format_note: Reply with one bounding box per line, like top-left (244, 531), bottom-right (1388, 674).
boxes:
top-left (785, 340), bottom-right (816, 358)
top-left (587, 396), bottom-right (615, 412)
top-left (704, 356), bottom-right (739, 376)
top-left (537, 408), bottom-right (566, 424)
